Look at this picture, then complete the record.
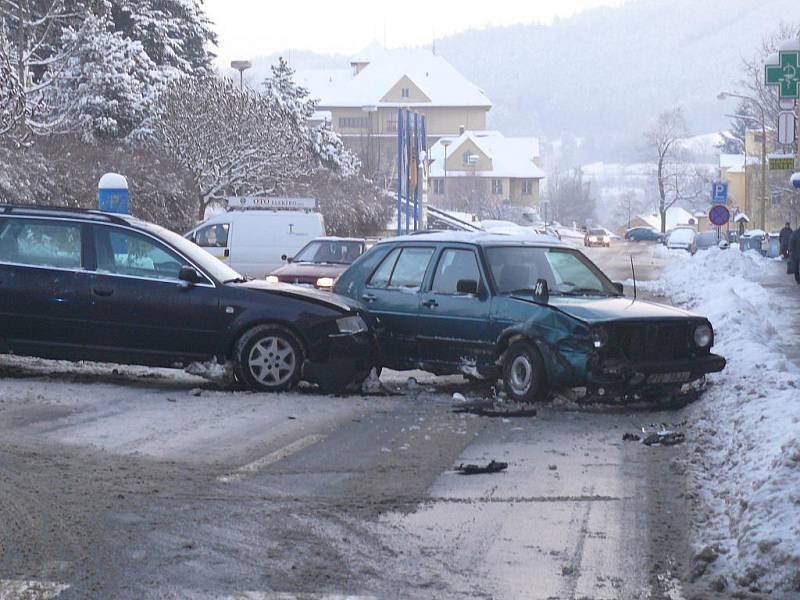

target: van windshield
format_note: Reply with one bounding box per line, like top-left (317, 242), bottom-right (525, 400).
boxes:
top-left (145, 223), bottom-right (243, 283)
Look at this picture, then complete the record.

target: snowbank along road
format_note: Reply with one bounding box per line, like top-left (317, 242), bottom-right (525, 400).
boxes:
top-left (0, 242), bottom-right (794, 599)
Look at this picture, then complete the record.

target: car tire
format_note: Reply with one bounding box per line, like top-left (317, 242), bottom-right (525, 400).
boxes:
top-left (502, 340), bottom-right (549, 403)
top-left (233, 325), bottom-right (304, 392)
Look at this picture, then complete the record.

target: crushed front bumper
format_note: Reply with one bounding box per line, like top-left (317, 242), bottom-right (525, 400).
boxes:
top-left (302, 331), bottom-right (377, 389)
top-left (587, 353), bottom-right (726, 390)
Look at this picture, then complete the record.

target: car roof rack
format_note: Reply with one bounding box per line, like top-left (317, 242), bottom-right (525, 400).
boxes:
top-left (0, 203), bottom-right (133, 226)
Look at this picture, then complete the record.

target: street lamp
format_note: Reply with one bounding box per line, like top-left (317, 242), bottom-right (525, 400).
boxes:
top-left (718, 91), bottom-right (768, 230)
top-left (440, 139), bottom-right (452, 207)
top-left (231, 60), bottom-right (252, 90)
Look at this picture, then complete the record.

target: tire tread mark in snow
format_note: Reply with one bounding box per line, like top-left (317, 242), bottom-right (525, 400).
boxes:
top-left (560, 484), bottom-right (594, 599)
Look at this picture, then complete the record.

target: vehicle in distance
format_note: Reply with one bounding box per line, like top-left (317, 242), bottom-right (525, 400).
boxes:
top-left (695, 231), bottom-right (719, 251)
top-left (0, 205), bottom-right (373, 393)
top-left (184, 201), bottom-right (325, 278)
top-left (666, 227), bottom-right (697, 254)
top-left (584, 228), bottom-right (610, 247)
top-left (334, 232), bottom-right (725, 403)
top-left (266, 237), bottom-right (366, 290)
top-left (625, 227), bottom-right (663, 242)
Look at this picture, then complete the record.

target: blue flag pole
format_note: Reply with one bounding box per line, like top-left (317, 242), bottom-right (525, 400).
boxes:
top-left (396, 108), bottom-right (403, 236)
top-left (405, 110), bottom-right (411, 235)
top-left (420, 115), bottom-right (427, 230)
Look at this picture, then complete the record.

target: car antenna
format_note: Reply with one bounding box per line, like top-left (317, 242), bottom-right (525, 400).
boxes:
top-left (630, 255), bottom-right (637, 300)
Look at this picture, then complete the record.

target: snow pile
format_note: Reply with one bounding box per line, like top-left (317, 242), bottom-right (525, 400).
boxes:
top-left (641, 247), bottom-right (800, 596)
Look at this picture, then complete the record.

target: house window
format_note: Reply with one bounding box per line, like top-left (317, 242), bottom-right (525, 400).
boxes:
top-left (491, 179), bottom-right (503, 195)
top-left (522, 179), bottom-right (534, 195)
top-left (462, 152), bottom-right (476, 166)
top-left (401, 87), bottom-right (410, 98)
top-left (338, 117), bottom-right (367, 129)
top-left (432, 179), bottom-right (445, 195)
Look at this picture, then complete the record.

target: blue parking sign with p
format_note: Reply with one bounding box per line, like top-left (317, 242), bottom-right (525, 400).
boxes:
top-left (711, 182), bottom-right (728, 204)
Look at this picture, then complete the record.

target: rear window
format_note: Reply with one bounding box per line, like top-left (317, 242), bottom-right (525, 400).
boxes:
top-left (0, 217), bottom-right (82, 269)
top-left (669, 228), bottom-right (695, 244)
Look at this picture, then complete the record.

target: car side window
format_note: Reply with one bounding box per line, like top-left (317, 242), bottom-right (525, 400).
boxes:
top-left (368, 247), bottom-right (401, 288)
top-left (194, 223), bottom-right (229, 248)
top-left (387, 247), bottom-right (435, 290)
top-left (94, 226), bottom-right (186, 281)
top-left (432, 249), bottom-right (482, 294)
top-left (0, 217), bottom-right (82, 269)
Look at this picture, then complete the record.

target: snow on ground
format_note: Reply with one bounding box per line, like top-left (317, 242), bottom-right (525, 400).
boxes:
top-left (637, 247), bottom-right (800, 596)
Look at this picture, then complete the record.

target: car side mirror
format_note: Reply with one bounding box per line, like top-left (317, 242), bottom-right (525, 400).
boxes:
top-left (612, 281), bottom-right (624, 295)
top-left (456, 279), bottom-right (479, 295)
top-left (178, 265), bottom-right (204, 286)
top-left (533, 278), bottom-right (549, 304)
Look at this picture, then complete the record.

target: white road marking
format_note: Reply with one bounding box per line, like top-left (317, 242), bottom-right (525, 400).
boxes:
top-left (217, 434), bottom-right (326, 483)
top-left (0, 579), bottom-right (69, 599)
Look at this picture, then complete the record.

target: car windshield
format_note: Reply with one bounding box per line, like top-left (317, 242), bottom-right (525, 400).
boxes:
top-left (588, 229), bottom-right (605, 235)
top-left (486, 246), bottom-right (619, 296)
top-left (293, 240), bottom-right (363, 264)
top-left (143, 223), bottom-right (243, 283)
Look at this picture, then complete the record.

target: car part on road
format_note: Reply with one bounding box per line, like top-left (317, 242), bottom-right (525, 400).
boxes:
top-left (502, 341), bottom-right (549, 403)
top-left (622, 433), bottom-right (641, 441)
top-left (233, 325), bottom-right (304, 392)
top-left (455, 460), bottom-right (508, 475)
top-left (642, 431), bottom-right (685, 446)
top-left (452, 399), bottom-right (537, 418)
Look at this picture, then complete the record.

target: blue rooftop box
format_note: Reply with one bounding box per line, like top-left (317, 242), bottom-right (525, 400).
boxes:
top-left (98, 173), bottom-right (129, 214)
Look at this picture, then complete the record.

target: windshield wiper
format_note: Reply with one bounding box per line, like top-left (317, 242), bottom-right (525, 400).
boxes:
top-left (559, 288), bottom-right (611, 297)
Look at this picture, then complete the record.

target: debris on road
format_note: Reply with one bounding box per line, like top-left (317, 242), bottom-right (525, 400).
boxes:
top-left (641, 431), bottom-right (685, 446)
top-left (452, 399), bottom-right (537, 418)
top-left (622, 432), bottom-right (641, 442)
top-left (452, 392), bottom-right (466, 403)
top-left (455, 460), bottom-right (508, 475)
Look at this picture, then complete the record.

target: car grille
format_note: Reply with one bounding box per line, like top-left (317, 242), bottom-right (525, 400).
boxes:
top-left (607, 322), bottom-right (694, 362)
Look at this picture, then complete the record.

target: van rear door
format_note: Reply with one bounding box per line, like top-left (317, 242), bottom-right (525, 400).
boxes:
top-left (190, 222), bottom-right (232, 265)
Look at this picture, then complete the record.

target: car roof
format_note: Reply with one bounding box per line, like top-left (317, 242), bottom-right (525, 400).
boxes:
top-left (1, 203), bottom-right (145, 228)
top-left (376, 230), bottom-right (569, 248)
top-left (311, 236), bottom-right (365, 243)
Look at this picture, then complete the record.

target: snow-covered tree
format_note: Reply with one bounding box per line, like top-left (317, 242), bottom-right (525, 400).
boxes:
top-left (0, 31), bottom-right (26, 140)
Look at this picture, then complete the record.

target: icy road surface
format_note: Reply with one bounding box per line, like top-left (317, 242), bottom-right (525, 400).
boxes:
top-left (0, 242), bottom-right (710, 600)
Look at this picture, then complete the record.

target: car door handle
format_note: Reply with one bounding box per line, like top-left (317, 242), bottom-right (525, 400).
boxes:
top-left (422, 298), bottom-right (438, 308)
top-left (361, 293), bottom-right (376, 303)
top-left (93, 286), bottom-right (114, 297)
top-left (224, 248), bottom-right (230, 257)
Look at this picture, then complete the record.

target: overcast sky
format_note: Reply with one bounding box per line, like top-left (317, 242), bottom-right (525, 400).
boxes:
top-left (205, 0), bottom-right (626, 65)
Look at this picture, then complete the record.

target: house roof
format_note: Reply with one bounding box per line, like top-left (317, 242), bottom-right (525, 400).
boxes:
top-left (428, 131), bottom-right (545, 179)
top-left (637, 207), bottom-right (696, 230)
top-left (719, 153), bottom-right (760, 174)
top-left (295, 48), bottom-right (492, 109)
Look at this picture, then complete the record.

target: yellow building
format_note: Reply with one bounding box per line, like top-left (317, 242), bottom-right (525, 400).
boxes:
top-left (295, 46), bottom-right (492, 180)
top-left (428, 131), bottom-right (545, 212)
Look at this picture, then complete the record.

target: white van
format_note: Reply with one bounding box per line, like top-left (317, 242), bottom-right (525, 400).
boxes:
top-left (185, 198), bottom-right (325, 278)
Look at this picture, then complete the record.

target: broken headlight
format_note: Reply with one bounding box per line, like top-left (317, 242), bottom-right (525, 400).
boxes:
top-left (336, 315), bottom-right (368, 334)
top-left (591, 327), bottom-right (608, 349)
top-left (693, 324), bottom-right (712, 348)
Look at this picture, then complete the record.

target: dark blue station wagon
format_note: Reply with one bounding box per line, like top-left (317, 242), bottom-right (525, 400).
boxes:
top-left (334, 232), bottom-right (726, 402)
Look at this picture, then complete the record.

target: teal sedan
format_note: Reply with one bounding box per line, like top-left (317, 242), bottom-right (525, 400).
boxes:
top-left (334, 232), bottom-right (725, 402)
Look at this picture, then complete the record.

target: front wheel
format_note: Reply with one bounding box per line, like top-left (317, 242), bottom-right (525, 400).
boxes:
top-left (233, 325), bottom-right (304, 392)
top-left (502, 340), bottom-right (549, 403)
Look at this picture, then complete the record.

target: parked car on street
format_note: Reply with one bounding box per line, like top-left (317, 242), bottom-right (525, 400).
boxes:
top-left (624, 227), bottom-right (663, 242)
top-left (665, 227), bottom-right (697, 254)
top-left (184, 198), bottom-right (325, 278)
top-left (584, 228), bottom-right (610, 247)
top-left (695, 231), bottom-right (720, 251)
top-left (334, 232), bottom-right (725, 403)
top-left (266, 237), bottom-right (366, 290)
top-left (0, 205), bottom-right (374, 393)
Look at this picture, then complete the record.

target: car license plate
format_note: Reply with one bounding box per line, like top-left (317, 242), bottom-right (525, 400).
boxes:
top-left (647, 371), bottom-right (690, 384)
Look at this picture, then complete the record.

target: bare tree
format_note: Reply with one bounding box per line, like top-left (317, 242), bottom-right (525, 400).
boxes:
top-left (0, 32), bottom-right (26, 139)
top-left (0, 0), bottom-right (89, 142)
top-left (644, 107), bottom-right (696, 232)
top-left (547, 167), bottom-right (595, 227)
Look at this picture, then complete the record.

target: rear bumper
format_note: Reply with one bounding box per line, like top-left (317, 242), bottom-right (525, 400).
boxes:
top-left (587, 353), bottom-right (726, 389)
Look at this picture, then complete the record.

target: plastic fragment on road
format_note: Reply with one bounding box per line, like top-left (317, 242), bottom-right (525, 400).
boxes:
top-left (455, 460), bottom-right (508, 475)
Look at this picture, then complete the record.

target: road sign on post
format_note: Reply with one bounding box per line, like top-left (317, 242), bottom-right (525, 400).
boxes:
top-left (778, 111), bottom-right (796, 145)
top-left (765, 51), bottom-right (800, 99)
top-left (708, 204), bottom-right (730, 227)
top-left (711, 182), bottom-right (728, 204)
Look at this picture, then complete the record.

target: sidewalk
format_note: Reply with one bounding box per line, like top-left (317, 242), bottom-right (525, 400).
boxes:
top-left (760, 258), bottom-right (800, 364)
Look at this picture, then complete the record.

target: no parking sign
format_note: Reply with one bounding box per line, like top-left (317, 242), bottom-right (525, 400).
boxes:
top-left (708, 204), bottom-right (730, 227)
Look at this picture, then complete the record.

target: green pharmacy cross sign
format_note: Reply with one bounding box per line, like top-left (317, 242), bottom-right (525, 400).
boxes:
top-left (766, 51), bottom-right (800, 98)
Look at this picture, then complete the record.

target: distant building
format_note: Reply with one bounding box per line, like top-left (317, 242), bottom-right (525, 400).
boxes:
top-left (428, 131), bottom-right (545, 211)
top-left (295, 45), bottom-right (492, 183)
top-left (630, 206), bottom-right (697, 231)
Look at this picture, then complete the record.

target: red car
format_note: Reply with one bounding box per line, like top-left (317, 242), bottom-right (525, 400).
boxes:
top-left (266, 237), bottom-right (366, 290)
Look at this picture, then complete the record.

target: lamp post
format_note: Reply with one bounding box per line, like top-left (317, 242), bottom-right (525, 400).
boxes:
top-left (719, 92), bottom-right (768, 230)
top-left (440, 139), bottom-right (452, 208)
top-left (230, 60), bottom-right (252, 90)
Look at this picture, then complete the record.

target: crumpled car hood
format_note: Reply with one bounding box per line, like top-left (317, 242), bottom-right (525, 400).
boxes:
top-left (234, 280), bottom-right (358, 313)
top-left (544, 296), bottom-right (699, 324)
